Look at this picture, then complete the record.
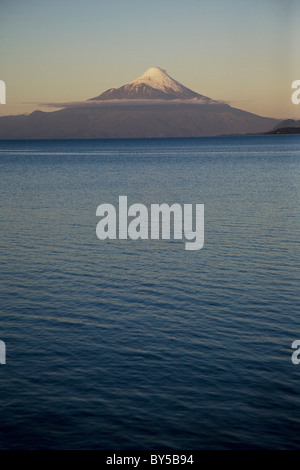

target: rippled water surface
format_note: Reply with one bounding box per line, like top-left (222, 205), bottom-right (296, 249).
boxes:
top-left (0, 136), bottom-right (299, 449)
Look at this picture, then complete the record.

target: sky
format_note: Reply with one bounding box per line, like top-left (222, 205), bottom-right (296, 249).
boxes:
top-left (0, 0), bottom-right (299, 119)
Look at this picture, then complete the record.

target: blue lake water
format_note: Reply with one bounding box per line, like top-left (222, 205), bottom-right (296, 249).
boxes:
top-left (0, 135), bottom-right (299, 449)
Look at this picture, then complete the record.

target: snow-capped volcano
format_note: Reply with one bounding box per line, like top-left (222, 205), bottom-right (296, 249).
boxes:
top-left (0, 66), bottom-right (281, 139)
top-left (89, 67), bottom-right (214, 102)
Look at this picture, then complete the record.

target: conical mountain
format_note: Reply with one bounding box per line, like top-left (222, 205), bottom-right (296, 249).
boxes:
top-left (0, 66), bottom-right (281, 139)
top-left (89, 67), bottom-right (213, 102)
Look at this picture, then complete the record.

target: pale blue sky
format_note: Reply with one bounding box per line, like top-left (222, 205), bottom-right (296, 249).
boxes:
top-left (0, 0), bottom-right (299, 118)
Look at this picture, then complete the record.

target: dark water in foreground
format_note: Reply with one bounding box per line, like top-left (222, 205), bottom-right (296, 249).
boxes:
top-left (0, 135), bottom-right (299, 449)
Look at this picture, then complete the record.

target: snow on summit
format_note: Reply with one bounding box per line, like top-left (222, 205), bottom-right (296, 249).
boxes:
top-left (130, 67), bottom-right (184, 94)
top-left (89, 67), bottom-right (214, 102)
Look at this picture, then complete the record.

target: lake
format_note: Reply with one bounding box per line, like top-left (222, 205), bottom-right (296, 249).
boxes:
top-left (0, 135), bottom-right (299, 449)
